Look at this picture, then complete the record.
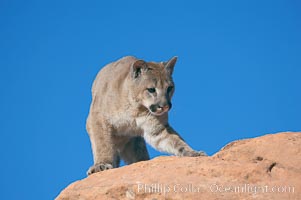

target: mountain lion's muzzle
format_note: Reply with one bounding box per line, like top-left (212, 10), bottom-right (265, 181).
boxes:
top-left (149, 102), bottom-right (172, 116)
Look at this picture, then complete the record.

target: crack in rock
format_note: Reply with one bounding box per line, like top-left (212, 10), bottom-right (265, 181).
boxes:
top-left (267, 162), bottom-right (277, 173)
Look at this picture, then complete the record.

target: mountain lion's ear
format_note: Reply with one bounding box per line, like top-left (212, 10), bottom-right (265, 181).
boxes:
top-left (131, 60), bottom-right (147, 79)
top-left (165, 56), bottom-right (177, 75)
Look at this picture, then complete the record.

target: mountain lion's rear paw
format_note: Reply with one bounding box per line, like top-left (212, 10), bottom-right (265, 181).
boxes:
top-left (197, 151), bottom-right (207, 156)
top-left (87, 163), bottom-right (113, 175)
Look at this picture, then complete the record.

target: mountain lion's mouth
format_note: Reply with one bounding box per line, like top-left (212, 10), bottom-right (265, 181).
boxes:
top-left (149, 104), bottom-right (171, 116)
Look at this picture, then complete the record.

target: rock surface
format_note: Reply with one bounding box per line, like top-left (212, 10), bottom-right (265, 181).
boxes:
top-left (56, 132), bottom-right (301, 200)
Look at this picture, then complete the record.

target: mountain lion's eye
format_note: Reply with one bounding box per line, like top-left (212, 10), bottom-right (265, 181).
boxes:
top-left (147, 88), bottom-right (156, 93)
top-left (167, 86), bottom-right (174, 93)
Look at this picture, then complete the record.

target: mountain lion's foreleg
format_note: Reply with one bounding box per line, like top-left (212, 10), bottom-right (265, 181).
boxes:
top-left (144, 125), bottom-right (206, 157)
top-left (86, 117), bottom-right (116, 175)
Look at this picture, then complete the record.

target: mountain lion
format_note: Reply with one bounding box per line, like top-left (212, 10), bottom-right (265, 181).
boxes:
top-left (86, 56), bottom-right (206, 175)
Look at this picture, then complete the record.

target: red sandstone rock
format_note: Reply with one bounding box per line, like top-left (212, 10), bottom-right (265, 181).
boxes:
top-left (56, 132), bottom-right (301, 200)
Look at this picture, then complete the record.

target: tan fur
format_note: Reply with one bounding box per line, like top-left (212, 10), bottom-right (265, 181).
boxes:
top-left (86, 56), bottom-right (206, 175)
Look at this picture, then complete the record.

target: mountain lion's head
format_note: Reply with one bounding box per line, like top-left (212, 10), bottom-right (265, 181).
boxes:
top-left (130, 57), bottom-right (177, 116)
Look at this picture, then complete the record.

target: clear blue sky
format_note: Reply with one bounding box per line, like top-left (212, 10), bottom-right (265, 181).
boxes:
top-left (0, 0), bottom-right (300, 199)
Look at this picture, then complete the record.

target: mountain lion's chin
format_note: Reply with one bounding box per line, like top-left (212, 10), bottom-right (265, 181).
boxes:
top-left (150, 110), bottom-right (166, 116)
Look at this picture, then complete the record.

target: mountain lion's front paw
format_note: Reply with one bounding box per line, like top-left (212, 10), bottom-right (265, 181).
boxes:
top-left (87, 163), bottom-right (113, 175)
top-left (181, 149), bottom-right (207, 157)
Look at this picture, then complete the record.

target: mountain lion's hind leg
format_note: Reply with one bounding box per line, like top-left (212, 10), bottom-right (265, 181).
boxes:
top-left (120, 136), bottom-right (150, 165)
